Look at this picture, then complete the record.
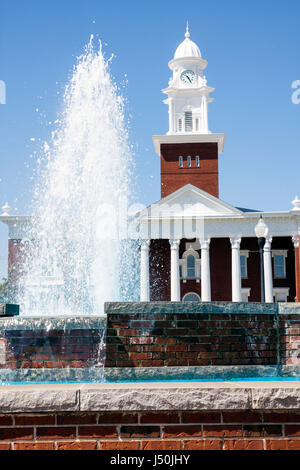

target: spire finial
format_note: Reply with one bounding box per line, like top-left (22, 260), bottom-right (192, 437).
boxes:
top-left (185, 21), bottom-right (190, 39)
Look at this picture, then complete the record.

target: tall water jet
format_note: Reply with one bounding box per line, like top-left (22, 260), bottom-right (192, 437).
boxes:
top-left (18, 36), bottom-right (138, 316)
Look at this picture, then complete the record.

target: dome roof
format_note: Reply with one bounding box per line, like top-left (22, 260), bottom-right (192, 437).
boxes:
top-left (174, 26), bottom-right (201, 59)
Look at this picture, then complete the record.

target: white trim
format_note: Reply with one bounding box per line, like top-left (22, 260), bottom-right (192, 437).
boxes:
top-left (180, 247), bottom-right (201, 280)
top-left (182, 292), bottom-right (201, 302)
top-left (273, 287), bottom-right (289, 302)
top-left (240, 250), bottom-right (250, 258)
top-left (241, 287), bottom-right (251, 302)
top-left (240, 250), bottom-right (249, 279)
top-left (272, 250), bottom-right (288, 257)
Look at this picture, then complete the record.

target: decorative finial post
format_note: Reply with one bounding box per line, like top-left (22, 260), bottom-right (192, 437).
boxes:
top-left (185, 21), bottom-right (190, 39)
top-left (291, 196), bottom-right (300, 211)
top-left (1, 202), bottom-right (11, 216)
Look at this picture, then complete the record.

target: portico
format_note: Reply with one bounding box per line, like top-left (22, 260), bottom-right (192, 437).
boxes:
top-left (138, 185), bottom-right (300, 303)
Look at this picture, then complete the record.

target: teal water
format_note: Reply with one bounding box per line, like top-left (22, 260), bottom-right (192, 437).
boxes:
top-left (2, 376), bottom-right (300, 385)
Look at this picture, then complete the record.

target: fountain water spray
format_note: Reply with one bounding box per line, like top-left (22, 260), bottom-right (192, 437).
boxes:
top-left (18, 36), bottom-right (139, 316)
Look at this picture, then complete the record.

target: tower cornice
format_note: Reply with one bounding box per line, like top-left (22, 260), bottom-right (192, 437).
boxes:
top-left (168, 57), bottom-right (208, 71)
top-left (162, 86), bottom-right (215, 96)
top-left (152, 134), bottom-right (225, 155)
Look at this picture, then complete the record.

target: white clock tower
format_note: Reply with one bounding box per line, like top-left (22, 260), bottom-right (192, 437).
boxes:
top-left (163, 25), bottom-right (214, 135)
top-left (152, 25), bottom-right (225, 199)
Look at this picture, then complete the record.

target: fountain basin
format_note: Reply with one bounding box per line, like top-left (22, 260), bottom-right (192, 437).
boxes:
top-left (0, 302), bottom-right (300, 450)
top-left (0, 301), bottom-right (299, 384)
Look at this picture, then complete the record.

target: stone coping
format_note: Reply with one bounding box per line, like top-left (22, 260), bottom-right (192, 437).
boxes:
top-left (1, 365), bottom-right (300, 384)
top-left (0, 315), bottom-right (107, 330)
top-left (105, 301), bottom-right (300, 315)
top-left (0, 381), bottom-right (300, 412)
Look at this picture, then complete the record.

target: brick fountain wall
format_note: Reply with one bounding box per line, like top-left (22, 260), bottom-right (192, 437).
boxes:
top-left (104, 302), bottom-right (300, 372)
top-left (0, 302), bottom-right (300, 451)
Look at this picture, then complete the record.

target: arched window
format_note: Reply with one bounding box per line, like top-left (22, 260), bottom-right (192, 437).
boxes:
top-left (179, 155), bottom-right (183, 167)
top-left (187, 155), bottom-right (191, 167)
top-left (187, 254), bottom-right (195, 278)
top-left (180, 247), bottom-right (200, 279)
top-left (183, 292), bottom-right (201, 302)
top-left (196, 155), bottom-right (200, 167)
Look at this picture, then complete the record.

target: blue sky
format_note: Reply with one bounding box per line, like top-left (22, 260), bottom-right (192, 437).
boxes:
top-left (0, 0), bottom-right (299, 276)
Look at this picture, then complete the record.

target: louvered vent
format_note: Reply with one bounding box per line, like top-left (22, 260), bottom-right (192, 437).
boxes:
top-left (185, 112), bottom-right (193, 132)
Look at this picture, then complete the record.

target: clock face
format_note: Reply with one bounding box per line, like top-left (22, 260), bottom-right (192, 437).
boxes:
top-left (180, 70), bottom-right (196, 85)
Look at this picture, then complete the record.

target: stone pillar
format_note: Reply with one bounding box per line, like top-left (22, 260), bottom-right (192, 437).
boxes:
top-left (140, 240), bottom-right (150, 301)
top-left (200, 238), bottom-right (211, 301)
top-left (293, 235), bottom-right (300, 302)
top-left (230, 237), bottom-right (242, 302)
top-left (170, 239), bottom-right (181, 301)
top-left (263, 237), bottom-right (273, 303)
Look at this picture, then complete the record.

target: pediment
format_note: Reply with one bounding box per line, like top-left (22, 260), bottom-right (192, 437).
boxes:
top-left (141, 184), bottom-right (242, 219)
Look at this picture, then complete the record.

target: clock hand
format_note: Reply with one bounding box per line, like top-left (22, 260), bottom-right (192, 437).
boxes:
top-left (187, 76), bottom-right (191, 83)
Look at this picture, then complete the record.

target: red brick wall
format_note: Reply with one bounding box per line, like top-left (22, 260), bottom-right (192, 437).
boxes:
top-left (0, 411), bottom-right (299, 450)
top-left (105, 311), bottom-right (278, 368)
top-left (160, 143), bottom-right (219, 198)
top-left (1, 328), bottom-right (104, 370)
top-left (8, 239), bottom-right (27, 283)
top-left (279, 313), bottom-right (300, 365)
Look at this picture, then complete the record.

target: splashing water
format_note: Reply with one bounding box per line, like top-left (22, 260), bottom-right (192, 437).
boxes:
top-left (18, 37), bottom-right (139, 316)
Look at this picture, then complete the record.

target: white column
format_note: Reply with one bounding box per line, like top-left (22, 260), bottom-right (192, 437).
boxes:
top-left (263, 237), bottom-right (273, 303)
top-left (169, 98), bottom-right (174, 134)
top-left (140, 240), bottom-right (150, 301)
top-left (170, 239), bottom-right (180, 301)
top-left (201, 95), bottom-right (208, 133)
top-left (230, 237), bottom-right (242, 302)
top-left (200, 238), bottom-right (211, 301)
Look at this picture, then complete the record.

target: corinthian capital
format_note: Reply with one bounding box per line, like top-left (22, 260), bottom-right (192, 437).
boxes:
top-left (169, 239), bottom-right (180, 250)
top-left (230, 237), bottom-right (241, 249)
top-left (200, 238), bottom-right (210, 250)
top-left (141, 240), bottom-right (150, 251)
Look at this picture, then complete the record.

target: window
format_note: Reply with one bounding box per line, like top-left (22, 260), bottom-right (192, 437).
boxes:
top-left (180, 248), bottom-right (201, 279)
top-left (240, 251), bottom-right (249, 279)
top-left (179, 265), bottom-right (183, 278)
top-left (178, 119), bottom-right (182, 132)
top-left (196, 155), bottom-right (200, 167)
top-left (272, 251), bottom-right (287, 278)
top-left (185, 111), bottom-right (193, 132)
top-left (183, 292), bottom-right (201, 302)
top-left (187, 155), bottom-right (191, 167)
top-left (179, 155), bottom-right (183, 168)
top-left (187, 255), bottom-right (195, 278)
top-left (240, 256), bottom-right (247, 278)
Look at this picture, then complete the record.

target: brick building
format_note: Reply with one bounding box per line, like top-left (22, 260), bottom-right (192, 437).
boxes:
top-left (137, 26), bottom-right (300, 304)
top-left (1, 27), bottom-right (300, 305)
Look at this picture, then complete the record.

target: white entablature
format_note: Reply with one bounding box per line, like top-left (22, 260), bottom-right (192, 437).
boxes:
top-left (163, 25), bottom-right (214, 135)
top-left (138, 184), bottom-right (300, 240)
